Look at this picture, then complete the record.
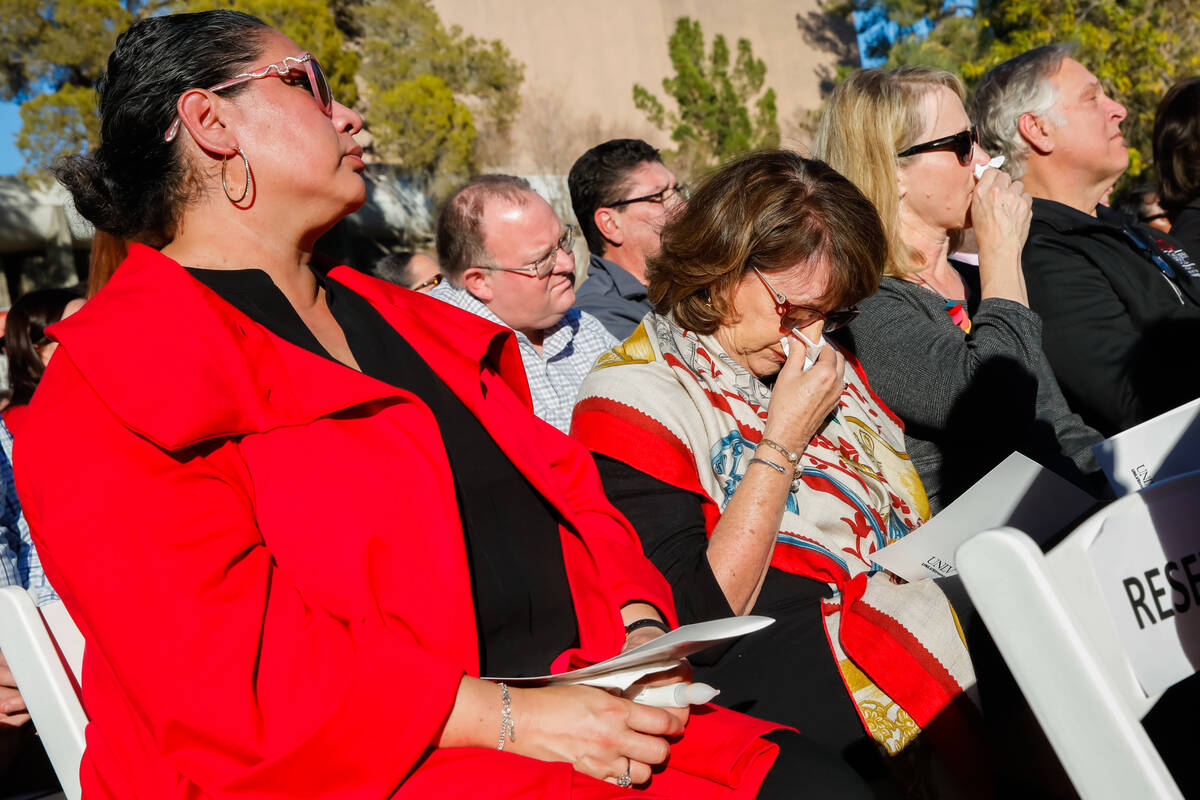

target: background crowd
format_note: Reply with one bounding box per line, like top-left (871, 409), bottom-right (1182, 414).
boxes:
top-left (2, 7), bottom-right (1200, 799)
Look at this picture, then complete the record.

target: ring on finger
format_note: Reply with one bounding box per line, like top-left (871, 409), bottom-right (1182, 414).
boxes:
top-left (617, 760), bottom-right (632, 788)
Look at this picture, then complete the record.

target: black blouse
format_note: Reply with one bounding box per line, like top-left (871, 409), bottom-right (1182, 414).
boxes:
top-left (188, 267), bottom-right (578, 677)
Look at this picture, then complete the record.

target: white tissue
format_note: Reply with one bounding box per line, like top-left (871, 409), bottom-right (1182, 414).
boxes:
top-left (632, 682), bottom-right (721, 708)
top-left (781, 332), bottom-right (824, 371)
top-left (974, 155), bottom-right (1005, 179)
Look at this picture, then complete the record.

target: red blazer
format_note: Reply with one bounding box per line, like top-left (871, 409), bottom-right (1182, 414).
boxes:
top-left (2, 402), bottom-right (29, 438)
top-left (15, 245), bottom-right (778, 799)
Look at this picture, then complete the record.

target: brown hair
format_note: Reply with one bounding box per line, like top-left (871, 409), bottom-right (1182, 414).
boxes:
top-left (647, 149), bottom-right (885, 334)
top-left (812, 67), bottom-right (966, 277)
top-left (86, 230), bottom-right (129, 298)
top-left (435, 174), bottom-right (534, 280)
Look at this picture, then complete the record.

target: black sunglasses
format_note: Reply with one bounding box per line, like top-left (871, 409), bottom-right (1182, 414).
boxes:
top-left (898, 125), bottom-right (979, 166)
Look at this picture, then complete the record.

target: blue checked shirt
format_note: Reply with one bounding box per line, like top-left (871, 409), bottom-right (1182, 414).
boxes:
top-left (430, 282), bottom-right (617, 432)
top-left (0, 419), bottom-right (56, 606)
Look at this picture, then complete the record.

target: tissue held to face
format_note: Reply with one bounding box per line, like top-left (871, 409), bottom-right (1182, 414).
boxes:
top-left (779, 330), bottom-right (824, 371)
top-left (715, 258), bottom-right (839, 380)
top-left (974, 155), bottom-right (1005, 179)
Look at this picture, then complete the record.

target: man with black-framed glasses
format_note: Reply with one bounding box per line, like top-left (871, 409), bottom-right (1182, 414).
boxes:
top-left (569, 139), bottom-right (687, 339)
top-left (431, 174), bottom-right (617, 432)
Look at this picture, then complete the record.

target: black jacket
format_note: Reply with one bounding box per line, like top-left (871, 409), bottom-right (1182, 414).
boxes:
top-left (1023, 198), bottom-right (1200, 436)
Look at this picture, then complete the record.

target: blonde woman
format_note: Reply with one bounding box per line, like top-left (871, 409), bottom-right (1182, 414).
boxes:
top-left (813, 68), bottom-right (1104, 513)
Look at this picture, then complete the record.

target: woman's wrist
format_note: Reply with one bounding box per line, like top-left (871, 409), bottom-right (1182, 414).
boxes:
top-left (496, 682), bottom-right (516, 750)
top-left (760, 426), bottom-right (811, 460)
top-left (437, 675), bottom-right (522, 751)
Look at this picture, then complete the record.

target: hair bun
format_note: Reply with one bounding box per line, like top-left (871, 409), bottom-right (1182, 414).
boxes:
top-left (56, 152), bottom-right (130, 238)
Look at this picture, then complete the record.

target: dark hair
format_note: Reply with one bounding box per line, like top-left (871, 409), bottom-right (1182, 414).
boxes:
top-left (647, 150), bottom-right (885, 334)
top-left (568, 139), bottom-right (663, 254)
top-left (1154, 76), bottom-right (1200, 219)
top-left (370, 251), bottom-right (417, 286)
top-left (1110, 183), bottom-right (1160, 223)
top-left (56, 10), bottom-right (271, 247)
top-left (436, 174), bottom-right (534, 280)
top-left (7, 287), bottom-right (84, 405)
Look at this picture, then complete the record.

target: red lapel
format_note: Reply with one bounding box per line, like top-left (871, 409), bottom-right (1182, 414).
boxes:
top-left (50, 249), bottom-right (588, 536)
top-left (50, 245), bottom-right (408, 450)
top-left (331, 267), bottom-right (587, 531)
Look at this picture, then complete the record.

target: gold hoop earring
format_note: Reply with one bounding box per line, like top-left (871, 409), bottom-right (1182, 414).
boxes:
top-left (222, 146), bottom-right (250, 204)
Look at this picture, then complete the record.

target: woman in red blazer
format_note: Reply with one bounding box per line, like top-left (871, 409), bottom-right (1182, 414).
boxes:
top-left (14, 10), bottom-right (868, 799)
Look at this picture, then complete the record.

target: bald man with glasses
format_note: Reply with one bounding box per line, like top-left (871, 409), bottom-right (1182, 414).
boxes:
top-left (431, 174), bottom-right (617, 432)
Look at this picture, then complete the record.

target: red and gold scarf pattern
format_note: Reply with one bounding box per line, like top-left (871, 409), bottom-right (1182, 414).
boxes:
top-left (572, 314), bottom-right (977, 753)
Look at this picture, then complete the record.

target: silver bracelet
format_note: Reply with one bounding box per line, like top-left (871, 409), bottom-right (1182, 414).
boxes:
top-left (750, 457), bottom-right (803, 494)
top-left (497, 682), bottom-right (516, 750)
top-left (749, 456), bottom-right (787, 475)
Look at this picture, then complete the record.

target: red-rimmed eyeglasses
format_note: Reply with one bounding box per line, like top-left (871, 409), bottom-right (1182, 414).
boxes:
top-left (164, 52), bottom-right (333, 143)
top-left (752, 267), bottom-right (858, 332)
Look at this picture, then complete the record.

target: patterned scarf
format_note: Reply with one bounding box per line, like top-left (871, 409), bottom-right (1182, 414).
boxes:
top-left (572, 313), bottom-right (976, 753)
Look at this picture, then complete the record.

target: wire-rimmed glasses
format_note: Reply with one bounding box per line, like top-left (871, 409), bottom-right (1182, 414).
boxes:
top-left (475, 225), bottom-right (577, 278)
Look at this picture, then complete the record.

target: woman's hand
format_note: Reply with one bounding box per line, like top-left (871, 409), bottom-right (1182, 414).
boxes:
top-left (509, 684), bottom-right (684, 787)
top-left (971, 167), bottom-right (1033, 304)
top-left (764, 341), bottom-right (846, 454)
top-left (619, 609), bottom-right (691, 728)
top-left (700, 338), bottom-right (844, 614)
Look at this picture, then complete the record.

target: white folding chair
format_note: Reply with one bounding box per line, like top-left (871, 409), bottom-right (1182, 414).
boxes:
top-left (955, 470), bottom-right (1200, 800)
top-left (0, 586), bottom-right (86, 800)
top-left (960, 472), bottom-right (1200, 796)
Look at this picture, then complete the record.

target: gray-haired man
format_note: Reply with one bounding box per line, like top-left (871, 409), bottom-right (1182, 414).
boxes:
top-left (973, 45), bottom-right (1200, 436)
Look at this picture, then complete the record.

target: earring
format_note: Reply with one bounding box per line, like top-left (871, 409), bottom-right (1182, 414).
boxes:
top-left (222, 146), bottom-right (250, 204)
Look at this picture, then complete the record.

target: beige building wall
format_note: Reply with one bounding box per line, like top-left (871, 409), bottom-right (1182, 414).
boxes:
top-left (431, 0), bottom-right (853, 175)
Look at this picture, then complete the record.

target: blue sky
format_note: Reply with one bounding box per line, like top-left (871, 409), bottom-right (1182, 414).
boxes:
top-left (0, 101), bottom-right (22, 175)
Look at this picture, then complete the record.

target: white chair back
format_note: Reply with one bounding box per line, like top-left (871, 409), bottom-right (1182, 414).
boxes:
top-left (0, 586), bottom-right (86, 800)
top-left (955, 470), bottom-right (1200, 800)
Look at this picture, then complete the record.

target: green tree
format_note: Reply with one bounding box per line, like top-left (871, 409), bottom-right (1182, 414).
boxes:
top-left (962, 0), bottom-right (1200, 177)
top-left (354, 0), bottom-right (523, 179)
top-left (0, 0), bottom-right (160, 178)
top-left (0, 0), bottom-right (524, 185)
top-left (822, 0), bottom-right (1200, 180)
top-left (634, 17), bottom-right (780, 175)
top-left (182, 0), bottom-right (360, 108)
top-left (369, 73), bottom-right (475, 179)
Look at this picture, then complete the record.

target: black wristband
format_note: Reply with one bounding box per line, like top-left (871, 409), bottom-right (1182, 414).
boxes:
top-left (625, 617), bottom-right (671, 636)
